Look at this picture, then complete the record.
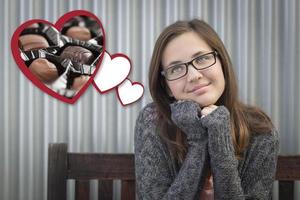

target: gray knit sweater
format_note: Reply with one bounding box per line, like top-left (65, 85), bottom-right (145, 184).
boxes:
top-left (134, 101), bottom-right (279, 200)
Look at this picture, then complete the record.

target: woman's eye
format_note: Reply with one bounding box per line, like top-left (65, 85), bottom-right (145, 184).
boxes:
top-left (195, 56), bottom-right (208, 64)
top-left (170, 65), bottom-right (185, 74)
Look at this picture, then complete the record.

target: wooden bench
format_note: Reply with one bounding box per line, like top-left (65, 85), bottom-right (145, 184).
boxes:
top-left (276, 156), bottom-right (300, 199)
top-left (47, 143), bottom-right (135, 200)
top-left (47, 143), bottom-right (300, 200)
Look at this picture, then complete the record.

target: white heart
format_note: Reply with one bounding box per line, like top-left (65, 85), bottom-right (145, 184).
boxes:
top-left (117, 79), bottom-right (144, 105)
top-left (93, 52), bottom-right (131, 93)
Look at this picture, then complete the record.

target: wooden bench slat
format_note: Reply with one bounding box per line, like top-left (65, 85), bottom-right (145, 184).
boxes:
top-left (75, 180), bottom-right (90, 200)
top-left (279, 181), bottom-right (294, 200)
top-left (47, 143), bottom-right (68, 200)
top-left (121, 180), bottom-right (135, 200)
top-left (68, 153), bottom-right (135, 180)
top-left (276, 156), bottom-right (300, 180)
top-left (98, 180), bottom-right (113, 200)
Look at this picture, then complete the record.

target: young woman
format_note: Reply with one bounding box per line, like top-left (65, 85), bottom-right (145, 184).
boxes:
top-left (134, 19), bottom-right (279, 199)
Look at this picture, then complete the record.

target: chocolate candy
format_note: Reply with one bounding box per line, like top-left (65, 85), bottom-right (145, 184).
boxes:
top-left (71, 75), bottom-right (89, 90)
top-left (65, 26), bottom-right (92, 41)
top-left (29, 58), bottom-right (59, 83)
top-left (27, 23), bottom-right (39, 28)
top-left (60, 46), bottom-right (94, 65)
top-left (19, 34), bottom-right (49, 51)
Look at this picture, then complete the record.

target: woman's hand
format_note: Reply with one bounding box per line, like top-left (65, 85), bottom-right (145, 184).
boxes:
top-left (170, 100), bottom-right (206, 142)
top-left (201, 105), bottom-right (218, 118)
top-left (170, 100), bottom-right (201, 129)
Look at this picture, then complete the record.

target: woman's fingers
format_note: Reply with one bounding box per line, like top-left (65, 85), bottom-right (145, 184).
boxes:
top-left (201, 105), bottom-right (218, 118)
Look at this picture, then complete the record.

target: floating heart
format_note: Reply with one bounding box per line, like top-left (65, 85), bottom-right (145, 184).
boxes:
top-left (11, 10), bottom-right (106, 104)
top-left (117, 79), bottom-right (144, 106)
top-left (93, 52), bottom-right (131, 93)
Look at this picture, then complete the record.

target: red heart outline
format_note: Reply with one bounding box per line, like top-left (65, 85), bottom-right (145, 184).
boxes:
top-left (92, 51), bottom-right (132, 94)
top-left (11, 10), bottom-right (106, 104)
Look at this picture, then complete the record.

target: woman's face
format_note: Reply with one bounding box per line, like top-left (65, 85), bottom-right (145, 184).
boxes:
top-left (161, 31), bottom-right (225, 108)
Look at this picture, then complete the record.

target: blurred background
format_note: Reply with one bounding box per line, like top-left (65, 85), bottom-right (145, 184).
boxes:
top-left (0, 0), bottom-right (299, 199)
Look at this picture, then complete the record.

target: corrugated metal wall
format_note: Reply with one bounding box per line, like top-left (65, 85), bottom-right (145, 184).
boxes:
top-left (1, 0), bottom-right (299, 199)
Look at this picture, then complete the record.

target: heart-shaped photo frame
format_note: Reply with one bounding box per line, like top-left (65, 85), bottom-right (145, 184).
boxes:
top-left (11, 10), bottom-right (106, 104)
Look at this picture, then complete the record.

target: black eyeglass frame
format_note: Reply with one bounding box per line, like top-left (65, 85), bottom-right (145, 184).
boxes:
top-left (161, 51), bottom-right (218, 81)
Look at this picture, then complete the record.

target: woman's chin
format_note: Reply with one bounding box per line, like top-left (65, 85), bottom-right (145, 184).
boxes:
top-left (193, 98), bottom-right (218, 108)
top-left (172, 95), bottom-right (218, 108)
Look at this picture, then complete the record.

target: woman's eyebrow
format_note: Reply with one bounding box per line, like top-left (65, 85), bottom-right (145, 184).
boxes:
top-left (167, 50), bottom-right (208, 67)
top-left (191, 51), bottom-right (208, 58)
top-left (168, 60), bottom-right (182, 67)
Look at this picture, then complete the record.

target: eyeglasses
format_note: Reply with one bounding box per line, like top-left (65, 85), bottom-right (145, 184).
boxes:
top-left (161, 51), bottom-right (218, 81)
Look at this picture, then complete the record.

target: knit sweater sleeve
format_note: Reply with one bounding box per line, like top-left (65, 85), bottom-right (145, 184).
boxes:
top-left (201, 106), bottom-right (279, 200)
top-left (134, 102), bottom-right (209, 200)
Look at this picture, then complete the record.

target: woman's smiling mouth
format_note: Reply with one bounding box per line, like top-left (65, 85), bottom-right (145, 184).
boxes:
top-left (188, 83), bottom-right (211, 95)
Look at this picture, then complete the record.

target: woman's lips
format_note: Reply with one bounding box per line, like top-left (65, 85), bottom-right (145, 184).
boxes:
top-left (189, 83), bottom-right (210, 95)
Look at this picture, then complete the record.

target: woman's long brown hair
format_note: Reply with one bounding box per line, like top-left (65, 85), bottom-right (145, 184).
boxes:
top-left (149, 19), bottom-right (273, 163)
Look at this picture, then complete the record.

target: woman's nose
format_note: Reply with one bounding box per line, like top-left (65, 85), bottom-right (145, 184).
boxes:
top-left (187, 65), bottom-right (203, 82)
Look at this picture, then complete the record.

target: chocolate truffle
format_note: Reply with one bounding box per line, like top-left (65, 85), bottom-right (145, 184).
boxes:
top-left (60, 46), bottom-right (94, 64)
top-left (29, 58), bottom-right (59, 83)
top-left (19, 34), bottom-right (49, 51)
top-left (71, 75), bottom-right (89, 91)
top-left (65, 26), bottom-right (92, 41)
top-left (27, 23), bottom-right (40, 28)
